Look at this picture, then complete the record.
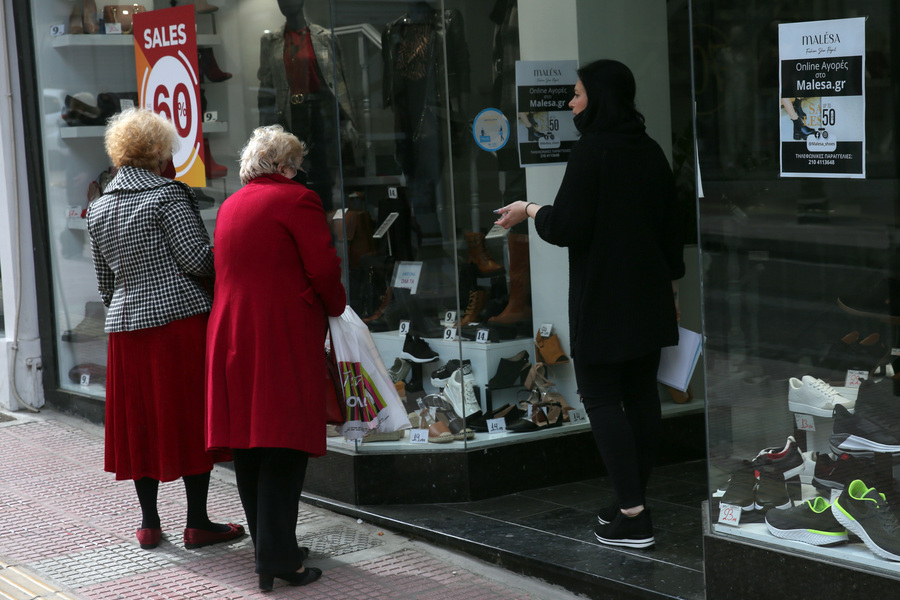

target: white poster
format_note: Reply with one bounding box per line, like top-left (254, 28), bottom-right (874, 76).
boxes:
top-left (515, 60), bottom-right (579, 166)
top-left (778, 17), bottom-right (865, 178)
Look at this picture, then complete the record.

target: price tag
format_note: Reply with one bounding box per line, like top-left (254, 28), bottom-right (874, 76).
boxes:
top-left (398, 321), bottom-right (411, 336)
top-left (388, 186), bottom-right (399, 199)
top-left (203, 110), bottom-right (218, 122)
top-left (444, 311), bottom-right (457, 324)
top-left (487, 418), bottom-right (506, 433)
top-left (892, 347), bottom-right (900, 357)
top-left (845, 369), bottom-right (868, 388)
top-left (569, 408), bottom-right (587, 423)
top-left (539, 323), bottom-right (553, 338)
top-left (409, 429), bottom-right (429, 444)
top-left (80, 374), bottom-right (90, 386)
top-left (118, 99), bottom-right (134, 111)
top-left (105, 22), bottom-right (123, 34)
top-left (717, 503), bottom-right (742, 526)
top-left (50, 24), bottom-right (65, 36)
top-left (66, 206), bottom-right (82, 218)
top-left (443, 327), bottom-right (455, 341)
top-left (794, 413), bottom-right (816, 431)
top-left (475, 329), bottom-right (490, 344)
top-left (331, 208), bottom-right (347, 220)
top-left (484, 223), bottom-right (510, 240)
top-left (372, 212), bottom-right (399, 239)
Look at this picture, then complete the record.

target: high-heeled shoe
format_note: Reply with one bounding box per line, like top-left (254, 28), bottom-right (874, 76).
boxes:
top-left (204, 138), bottom-right (227, 179)
top-left (258, 567), bottom-right (322, 592)
top-left (198, 47), bottom-right (232, 82)
top-left (488, 350), bottom-right (530, 389)
top-left (469, 403), bottom-right (523, 432)
top-left (507, 400), bottom-right (563, 432)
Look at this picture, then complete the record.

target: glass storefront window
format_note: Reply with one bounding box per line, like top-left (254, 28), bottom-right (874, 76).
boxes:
top-left (694, 0), bottom-right (900, 575)
top-left (29, 0), bottom-right (601, 452)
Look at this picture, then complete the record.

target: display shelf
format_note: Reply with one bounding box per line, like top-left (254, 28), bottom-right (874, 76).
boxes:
top-left (60, 125), bottom-right (106, 139)
top-left (61, 121), bottom-right (227, 139)
top-left (51, 33), bottom-right (220, 47)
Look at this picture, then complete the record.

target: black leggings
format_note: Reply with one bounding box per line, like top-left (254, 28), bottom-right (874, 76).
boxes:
top-left (577, 350), bottom-right (662, 510)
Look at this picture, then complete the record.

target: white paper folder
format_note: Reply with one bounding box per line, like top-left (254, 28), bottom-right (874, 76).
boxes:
top-left (657, 327), bottom-right (702, 392)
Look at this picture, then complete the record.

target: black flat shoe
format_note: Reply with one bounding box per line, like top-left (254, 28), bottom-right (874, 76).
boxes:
top-left (259, 567), bottom-right (322, 592)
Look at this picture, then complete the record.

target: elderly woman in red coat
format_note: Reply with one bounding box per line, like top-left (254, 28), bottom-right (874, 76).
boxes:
top-left (205, 125), bottom-right (346, 591)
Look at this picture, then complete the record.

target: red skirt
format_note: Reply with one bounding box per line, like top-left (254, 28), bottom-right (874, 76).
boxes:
top-left (104, 313), bottom-right (228, 481)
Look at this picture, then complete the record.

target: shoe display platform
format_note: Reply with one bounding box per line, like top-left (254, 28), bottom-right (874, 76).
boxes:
top-left (307, 412), bottom-right (705, 505)
top-left (304, 458), bottom-right (708, 600)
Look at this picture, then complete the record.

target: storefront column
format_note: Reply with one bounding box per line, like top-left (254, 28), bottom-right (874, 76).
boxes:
top-left (0, 1), bottom-right (44, 412)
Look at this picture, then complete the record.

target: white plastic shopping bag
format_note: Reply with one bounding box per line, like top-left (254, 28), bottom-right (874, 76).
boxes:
top-left (328, 306), bottom-right (411, 440)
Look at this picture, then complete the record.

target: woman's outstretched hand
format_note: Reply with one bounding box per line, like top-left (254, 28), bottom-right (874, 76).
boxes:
top-left (494, 200), bottom-right (529, 229)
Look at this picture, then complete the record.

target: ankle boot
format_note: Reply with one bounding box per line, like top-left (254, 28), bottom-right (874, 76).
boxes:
top-left (198, 47), bottom-right (232, 83)
top-left (68, 1), bottom-right (84, 34)
top-left (193, 0), bottom-right (219, 13)
top-left (489, 233), bottom-right (532, 325)
top-left (82, 0), bottom-right (99, 33)
top-left (535, 332), bottom-right (569, 365)
top-left (466, 232), bottom-right (503, 276)
top-left (459, 289), bottom-right (487, 327)
top-left (204, 138), bottom-right (227, 179)
top-left (792, 118), bottom-right (815, 140)
top-left (792, 98), bottom-right (806, 119)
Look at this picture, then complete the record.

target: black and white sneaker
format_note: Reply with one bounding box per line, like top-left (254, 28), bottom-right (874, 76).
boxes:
top-left (594, 508), bottom-right (654, 549)
top-left (400, 334), bottom-right (439, 364)
top-left (765, 496), bottom-right (848, 546)
top-left (430, 359), bottom-right (471, 388)
top-left (832, 479), bottom-right (900, 561)
top-left (596, 502), bottom-right (620, 525)
top-left (830, 404), bottom-right (900, 455)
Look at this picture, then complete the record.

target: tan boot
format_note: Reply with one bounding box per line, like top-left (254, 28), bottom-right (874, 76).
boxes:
top-left (459, 289), bottom-right (487, 327)
top-left (193, 0), bottom-right (219, 13)
top-left (82, 0), bottom-right (99, 33)
top-left (489, 233), bottom-right (532, 325)
top-left (535, 332), bottom-right (569, 365)
top-left (466, 232), bottom-right (503, 275)
top-left (68, 1), bottom-right (84, 34)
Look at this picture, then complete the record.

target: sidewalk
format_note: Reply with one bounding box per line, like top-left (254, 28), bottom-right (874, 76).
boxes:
top-left (0, 409), bottom-right (585, 600)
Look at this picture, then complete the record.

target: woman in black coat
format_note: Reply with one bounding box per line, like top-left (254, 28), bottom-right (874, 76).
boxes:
top-left (495, 59), bottom-right (685, 549)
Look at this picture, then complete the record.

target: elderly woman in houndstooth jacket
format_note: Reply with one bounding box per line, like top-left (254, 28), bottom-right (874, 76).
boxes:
top-left (87, 108), bottom-right (244, 551)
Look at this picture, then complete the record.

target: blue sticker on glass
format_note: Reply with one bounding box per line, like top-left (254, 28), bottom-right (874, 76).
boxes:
top-left (472, 108), bottom-right (510, 152)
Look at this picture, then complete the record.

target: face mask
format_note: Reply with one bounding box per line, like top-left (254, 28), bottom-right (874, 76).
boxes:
top-left (291, 169), bottom-right (308, 185)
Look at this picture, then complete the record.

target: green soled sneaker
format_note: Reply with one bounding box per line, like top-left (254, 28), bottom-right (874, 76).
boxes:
top-left (832, 479), bottom-right (900, 561)
top-left (765, 496), bottom-right (848, 546)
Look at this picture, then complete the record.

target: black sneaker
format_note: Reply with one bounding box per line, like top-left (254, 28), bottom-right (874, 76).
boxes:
top-left (765, 496), bottom-right (848, 546)
top-left (832, 479), bottom-right (900, 561)
top-left (400, 334), bottom-right (439, 364)
top-left (754, 469), bottom-right (794, 513)
top-left (594, 508), bottom-right (654, 549)
top-left (596, 501), bottom-right (620, 525)
top-left (720, 467), bottom-right (757, 513)
top-left (830, 404), bottom-right (900, 455)
top-left (813, 452), bottom-right (877, 492)
top-left (430, 359), bottom-right (471, 388)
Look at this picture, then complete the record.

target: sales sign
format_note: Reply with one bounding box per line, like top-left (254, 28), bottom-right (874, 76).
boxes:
top-left (133, 5), bottom-right (206, 186)
top-left (515, 60), bottom-right (578, 167)
top-left (778, 17), bottom-right (865, 178)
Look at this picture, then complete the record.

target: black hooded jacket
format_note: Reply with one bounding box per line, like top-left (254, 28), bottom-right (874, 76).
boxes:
top-left (533, 115), bottom-right (685, 364)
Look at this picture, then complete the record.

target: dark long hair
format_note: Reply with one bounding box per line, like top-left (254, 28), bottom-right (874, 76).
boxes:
top-left (574, 59), bottom-right (645, 133)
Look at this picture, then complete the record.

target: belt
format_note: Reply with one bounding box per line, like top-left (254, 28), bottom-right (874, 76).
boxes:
top-left (290, 93), bottom-right (321, 105)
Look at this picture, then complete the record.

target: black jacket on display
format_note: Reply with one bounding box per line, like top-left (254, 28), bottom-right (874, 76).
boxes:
top-left (534, 122), bottom-right (685, 364)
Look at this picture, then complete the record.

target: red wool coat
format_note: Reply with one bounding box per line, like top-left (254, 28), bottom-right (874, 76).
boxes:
top-left (205, 173), bottom-right (346, 456)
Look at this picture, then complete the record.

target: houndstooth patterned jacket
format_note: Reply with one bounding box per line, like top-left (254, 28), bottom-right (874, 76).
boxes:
top-left (87, 166), bottom-right (214, 333)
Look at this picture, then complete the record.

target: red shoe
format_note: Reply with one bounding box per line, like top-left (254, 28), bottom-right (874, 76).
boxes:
top-left (136, 527), bottom-right (162, 549)
top-left (183, 523), bottom-right (245, 549)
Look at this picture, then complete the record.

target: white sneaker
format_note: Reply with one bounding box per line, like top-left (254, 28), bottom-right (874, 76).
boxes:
top-left (788, 376), bottom-right (854, 418)
top-left (444, 368), bottom-right (482, 418)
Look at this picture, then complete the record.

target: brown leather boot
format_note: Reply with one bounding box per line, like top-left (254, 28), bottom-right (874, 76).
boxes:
top-left (68, 1), bottom-right (84, 34)
top-left (82, 0), bottom-right (99, 33)
top-left (459, 289), bottom-right (487, 327)
top-left (489, 233), bottom-right (532, 325)
top-left (466, 232), bottom-right (503, 275)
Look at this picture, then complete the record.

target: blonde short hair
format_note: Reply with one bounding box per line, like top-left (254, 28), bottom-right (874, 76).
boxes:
top-left (239, 125), bottom-right (308, 185)
top-left (104, 108), bottom-right (177, 170)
